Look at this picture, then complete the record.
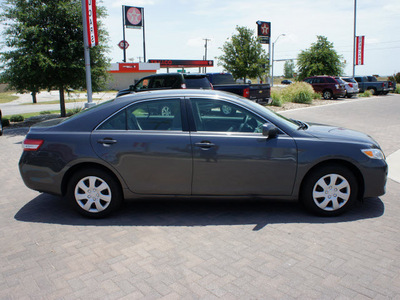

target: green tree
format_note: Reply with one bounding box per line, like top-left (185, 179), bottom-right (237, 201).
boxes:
top-left (283, 60), bottom-right (295, 78)
top-left (217, 26), bottom-right (269, 82)
top-left (296, 36), bottom-right (344, 81)
top-left (0, 0), bottom-right (110, 116)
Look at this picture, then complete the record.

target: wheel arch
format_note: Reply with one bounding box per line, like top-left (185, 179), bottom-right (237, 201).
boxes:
top-left (299, 159), bottom-right (365, 200)
top-left (61, 162), bottom-right (124, 197)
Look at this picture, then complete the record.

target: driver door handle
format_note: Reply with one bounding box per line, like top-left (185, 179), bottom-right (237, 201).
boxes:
top-left (195, 141), bottom-right (215, 149)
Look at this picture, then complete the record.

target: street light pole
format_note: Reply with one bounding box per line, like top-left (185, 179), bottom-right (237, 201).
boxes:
top-left (271, 34), bottom-right (286, 87)
top-left (203, 38), bottom-right (211, 73)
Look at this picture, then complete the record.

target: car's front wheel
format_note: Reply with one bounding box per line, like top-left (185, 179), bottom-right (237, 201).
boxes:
top-left (301, 165), bottom-right (358, 216)
top-left (67, 168), bottom-right (122, 218)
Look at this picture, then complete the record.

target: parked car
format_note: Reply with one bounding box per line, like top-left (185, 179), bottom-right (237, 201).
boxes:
top-left (303, 76), bottom-right (346, 99)
top-left (354, 76), bottom-right (392, 95)
top-left (116, 73), bottom-right (212, 97)
top-left (281, 79), bottom-right (292, 85)
top-left (19, 90), bottom-right (387, 218)
top-left (206, 73), bottom-right (270, 103)
top-left (340, 77), bottom-right (359, 98)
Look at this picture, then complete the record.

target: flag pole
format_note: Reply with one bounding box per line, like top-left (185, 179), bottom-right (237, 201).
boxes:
top-left (353, 0), bottom-right (357, 77)
top-left (81, 0), bottom-right (94, 108)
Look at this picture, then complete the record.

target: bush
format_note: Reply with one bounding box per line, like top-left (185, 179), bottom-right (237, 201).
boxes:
top-left (280, 82), bottom-right (314, 104)
top-left (395, 86), bottom-right (400, 94)
top-left (40, 111), bottom-right (51, 115)
top-left (1, 117), bottom-right (10, 127)
top-left (270, 90), bottom-right (283, 107)
top-left (9, 115), bottom-right (24, 122)
top-left (66, 107), bottom-right (83, 117)
top-left (359, 90), bottom-right (372, 97)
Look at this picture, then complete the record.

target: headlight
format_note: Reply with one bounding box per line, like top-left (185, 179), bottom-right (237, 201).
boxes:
top-left (361, 149), bottom-right (385, 160)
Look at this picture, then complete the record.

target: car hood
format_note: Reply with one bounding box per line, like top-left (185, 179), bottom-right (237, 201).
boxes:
top-left (305, 122), bottom-right (379, 147)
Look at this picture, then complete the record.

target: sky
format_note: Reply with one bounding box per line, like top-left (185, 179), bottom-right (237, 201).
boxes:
top-left (100, 0), bottom-right (400, 77)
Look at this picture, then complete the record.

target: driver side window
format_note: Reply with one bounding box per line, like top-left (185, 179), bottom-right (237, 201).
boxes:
top-left (190, 99), bottom-right (265, 133)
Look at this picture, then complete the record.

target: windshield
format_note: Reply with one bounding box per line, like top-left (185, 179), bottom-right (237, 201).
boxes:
top-left (232, 95), bottom-right (300, 130)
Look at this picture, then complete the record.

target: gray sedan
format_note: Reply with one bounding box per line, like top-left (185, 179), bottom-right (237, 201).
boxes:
top-left (19, 90), bottom-right (387, 217)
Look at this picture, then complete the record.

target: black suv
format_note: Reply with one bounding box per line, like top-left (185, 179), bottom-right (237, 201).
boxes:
top-left (117, 73), bottom-right (212, 97)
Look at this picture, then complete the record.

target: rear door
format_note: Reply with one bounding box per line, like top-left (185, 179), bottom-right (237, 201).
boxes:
top-left (91, 98), bottom-right (192, 195)
top-left (187, 97), bottom-right (298, 196)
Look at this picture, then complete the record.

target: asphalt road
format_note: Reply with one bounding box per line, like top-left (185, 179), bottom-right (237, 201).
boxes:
top-left (0, 91), bottom-right (115, 116)
top-left (1, 94), bottom-right (399, 299)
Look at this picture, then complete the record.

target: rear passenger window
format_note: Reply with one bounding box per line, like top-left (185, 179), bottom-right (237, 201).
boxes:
top-left (98, 110), bottom-right (126, 130)
top-left (127, 99), bottom-right (182, 131)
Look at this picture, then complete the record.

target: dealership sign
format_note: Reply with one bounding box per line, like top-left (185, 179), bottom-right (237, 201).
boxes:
top-left (85, 0), bottom-right (98, 47)
top-left (356, 36), bottom-right (365, 65)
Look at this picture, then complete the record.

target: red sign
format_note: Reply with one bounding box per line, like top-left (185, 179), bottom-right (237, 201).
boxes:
top-left (148, 59), bottom-right (214, 68)
top-left (118, 40), bottom-right (129, 50)
top-left (85, 0), bottom-right (98, 47)
top-left (356, 36), bottom-right (365, 65)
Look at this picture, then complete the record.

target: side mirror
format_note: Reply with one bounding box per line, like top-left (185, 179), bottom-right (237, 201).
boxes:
top-left (262, 123), bottom-right (278, 138)
top-left (129, 85), bottom-right (135, 91)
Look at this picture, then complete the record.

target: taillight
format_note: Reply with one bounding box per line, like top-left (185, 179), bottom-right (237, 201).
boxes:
top-left (210, 83), bottom-right (214, 90)
top-left (243, 87), bottom-right (250, 98)
top-left (348, 83), bottom-right (353, 88)
top-left (382, 83), bottom-right (385, 87)
top-left (23, 139), bottom-right (44, 151)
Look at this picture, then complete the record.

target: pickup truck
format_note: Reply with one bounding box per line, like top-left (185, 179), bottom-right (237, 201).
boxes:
top-left (354, 76), bottom-right (393, 95)
top-left (206, 73), bottom-right (270, 103)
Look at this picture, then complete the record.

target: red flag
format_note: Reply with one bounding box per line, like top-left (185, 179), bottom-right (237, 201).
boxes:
top-left (356, 36), bottom-right (365, 65)
top-left (86, 0), bottom-right (98, 47)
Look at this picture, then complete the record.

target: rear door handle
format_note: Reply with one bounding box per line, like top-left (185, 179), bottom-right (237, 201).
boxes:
top-left (195, 142), bottom-right (215, 149)
top-left (97, 138), bottom-right (117, 146)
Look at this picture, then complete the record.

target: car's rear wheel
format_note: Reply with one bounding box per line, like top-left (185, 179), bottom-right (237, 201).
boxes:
top-left (323, 90), bottom-right (333, 100)
top-left (67, 168), bottom-right (122, 218)
top-left (301, 165), bottom-right (358, 216)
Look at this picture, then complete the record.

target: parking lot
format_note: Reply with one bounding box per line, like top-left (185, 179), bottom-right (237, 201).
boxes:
top-left (1, 95), bottom-right (400, 299)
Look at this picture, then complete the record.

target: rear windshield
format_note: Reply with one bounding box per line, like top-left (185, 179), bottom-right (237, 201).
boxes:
top-left (207, 74), bottom-right (236, 85)
top-left (335, 78), bottom-right (345, 84)
top-left (342, 77), bottom-right (356, 83)
top-left (185, 77), bottom-right (212, 89)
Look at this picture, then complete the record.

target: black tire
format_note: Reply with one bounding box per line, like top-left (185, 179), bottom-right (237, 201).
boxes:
top-left (323, 90), bottom-right (333, 100)
top-left (67, 168), bottom-right (122, 218)
top-left (368, 88), bottom-right (377, 95)
top-left (301, 165), bottom-right (358, 216)
top-left (346, 94), bottom-right (353, 99)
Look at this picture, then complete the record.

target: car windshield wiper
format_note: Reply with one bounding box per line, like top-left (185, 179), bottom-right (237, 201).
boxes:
top-left (291, 119), bottom-right (308, 130)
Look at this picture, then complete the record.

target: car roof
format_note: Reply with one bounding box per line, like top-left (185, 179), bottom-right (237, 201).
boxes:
top-left (116, 88), bottom-right (230, 103)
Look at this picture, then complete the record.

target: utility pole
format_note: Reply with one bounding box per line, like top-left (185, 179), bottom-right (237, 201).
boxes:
top-left (353, 0), bottom-right (357, 77)
top-left (203, 38), bottom-right (211, 73)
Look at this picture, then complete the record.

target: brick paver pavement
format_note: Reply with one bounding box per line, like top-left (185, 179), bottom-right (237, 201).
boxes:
top-left (1, 105), bottom-right (400, 299)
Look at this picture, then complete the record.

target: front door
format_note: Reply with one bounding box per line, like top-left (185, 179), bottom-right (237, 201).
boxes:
top-left (188, 98), bottom-right (297, 196)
